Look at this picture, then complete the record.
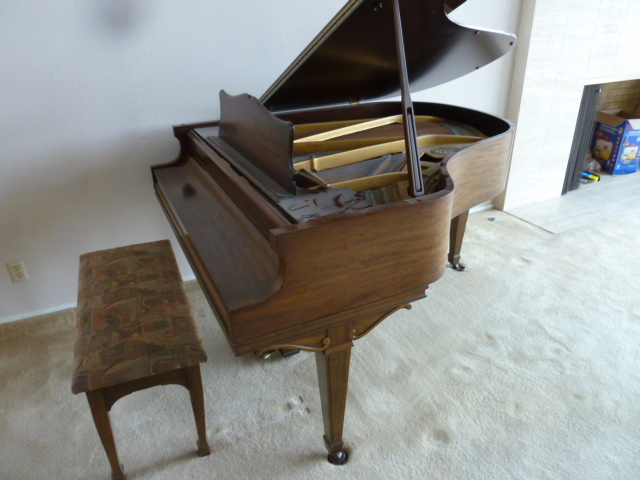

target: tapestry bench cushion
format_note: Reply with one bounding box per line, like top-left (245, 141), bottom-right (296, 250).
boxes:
top-left (71, 240), bottom-right (207, 394)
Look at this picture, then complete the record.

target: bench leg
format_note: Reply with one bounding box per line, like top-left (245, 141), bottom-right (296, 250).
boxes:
top-left (185, 365), bottom-right (211, 456)
top-left (86, 390), bottom-right (126, 480)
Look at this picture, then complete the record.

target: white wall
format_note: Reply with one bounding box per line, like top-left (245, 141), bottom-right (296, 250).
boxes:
top-left (0, 0), bottom-right (521, 322)
top-left (414, 0), bottom-right (522, 115)
top-left (500, 0), bottom-right (640, 210)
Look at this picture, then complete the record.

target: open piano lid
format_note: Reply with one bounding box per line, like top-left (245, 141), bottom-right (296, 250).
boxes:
top-left (260, 0), bottom-right (516, 112)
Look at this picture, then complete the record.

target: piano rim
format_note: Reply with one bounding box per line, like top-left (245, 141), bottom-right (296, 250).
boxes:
top-left (151, 100), bottom-right (514, 353)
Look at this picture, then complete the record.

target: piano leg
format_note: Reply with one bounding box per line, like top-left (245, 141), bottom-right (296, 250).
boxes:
top-left (315, 337), bottom-right (353, 465)
top-left (448, 210), bottom-right (469, 272)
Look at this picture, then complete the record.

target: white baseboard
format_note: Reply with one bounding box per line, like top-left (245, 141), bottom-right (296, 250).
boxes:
top-left (470, 203), bottom-right (494, 214)
top-left (0, 302), bottom-right (78, 325)
top-left (0, 274), bottom-right (199, 326)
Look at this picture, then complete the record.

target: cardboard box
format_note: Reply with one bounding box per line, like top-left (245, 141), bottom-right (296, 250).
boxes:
top-left (592, 111), bottom-right (640, 175)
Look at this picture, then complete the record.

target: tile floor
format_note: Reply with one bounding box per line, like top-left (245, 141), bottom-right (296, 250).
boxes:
top-left (507, 171), bottom-right (640, 233)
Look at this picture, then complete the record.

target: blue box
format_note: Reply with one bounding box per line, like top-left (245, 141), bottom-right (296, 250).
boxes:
top-left (592, 111), bottom-right (640, 175)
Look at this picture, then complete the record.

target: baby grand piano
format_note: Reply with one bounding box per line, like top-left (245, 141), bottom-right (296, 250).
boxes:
top-left (152, 0), bottom-right (515, 464)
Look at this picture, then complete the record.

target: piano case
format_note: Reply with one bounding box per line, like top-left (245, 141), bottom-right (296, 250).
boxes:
top-left (152, 0), bottom-right (515, 464)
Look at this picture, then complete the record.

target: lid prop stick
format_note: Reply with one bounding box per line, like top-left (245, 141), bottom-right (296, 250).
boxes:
top-left (392, 0), bottom-right (424, 197)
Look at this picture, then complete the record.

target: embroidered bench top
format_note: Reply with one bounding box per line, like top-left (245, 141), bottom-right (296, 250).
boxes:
top-left (72, 240), bottom-right (207, 394)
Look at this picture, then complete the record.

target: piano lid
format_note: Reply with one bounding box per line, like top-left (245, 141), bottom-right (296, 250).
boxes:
top-left (260, 0), bottom-right (516, 113)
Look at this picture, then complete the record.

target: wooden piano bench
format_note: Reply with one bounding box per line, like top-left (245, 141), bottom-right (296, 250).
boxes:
top-left (71, 240), bottom-right (210, 480)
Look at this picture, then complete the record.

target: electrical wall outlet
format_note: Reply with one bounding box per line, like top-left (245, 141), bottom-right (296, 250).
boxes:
top-left (6, 260), bottom-right (29, 283)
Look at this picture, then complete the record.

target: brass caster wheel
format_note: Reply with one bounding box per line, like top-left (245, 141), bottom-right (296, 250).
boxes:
top-left (327, 450), bottom-right (349, 465)
top-left (449, 262), bottom-right (466, 272)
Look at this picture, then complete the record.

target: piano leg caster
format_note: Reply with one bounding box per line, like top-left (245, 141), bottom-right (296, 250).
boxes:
top-left (448, 261), bottom-right (466, 272)
top-left (109, 466), bottom-right (125, 480)
top-left (327, 449), bottom-right (349, 465)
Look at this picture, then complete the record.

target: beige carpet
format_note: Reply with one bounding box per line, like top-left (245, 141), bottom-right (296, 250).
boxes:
top-left (2, 209), bottom-right (640, 480)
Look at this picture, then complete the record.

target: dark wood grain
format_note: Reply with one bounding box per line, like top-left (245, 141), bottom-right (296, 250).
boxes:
top-left (190, 130), bottom-right (290, 237)
top-left (231, 192), bottom-right (452, 341)
top-left (218, 90), bottom-right (296, 197)
top-left (87, 366), bottom-right (211, 479)
top-left (86, 391), bottom-right (126, 480)
top-left (186, 365), bottom-right (212, 457)
top-left (154, 158), bottom-right (281, 311)
top-left (232, 288), bottom-right (427, 355)
top-left (147, 0), bottom-right (516, 463)
top-left (444, 132), bottom-right (514, 218)
top-left (151, 99), bottom-right (513, 464)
